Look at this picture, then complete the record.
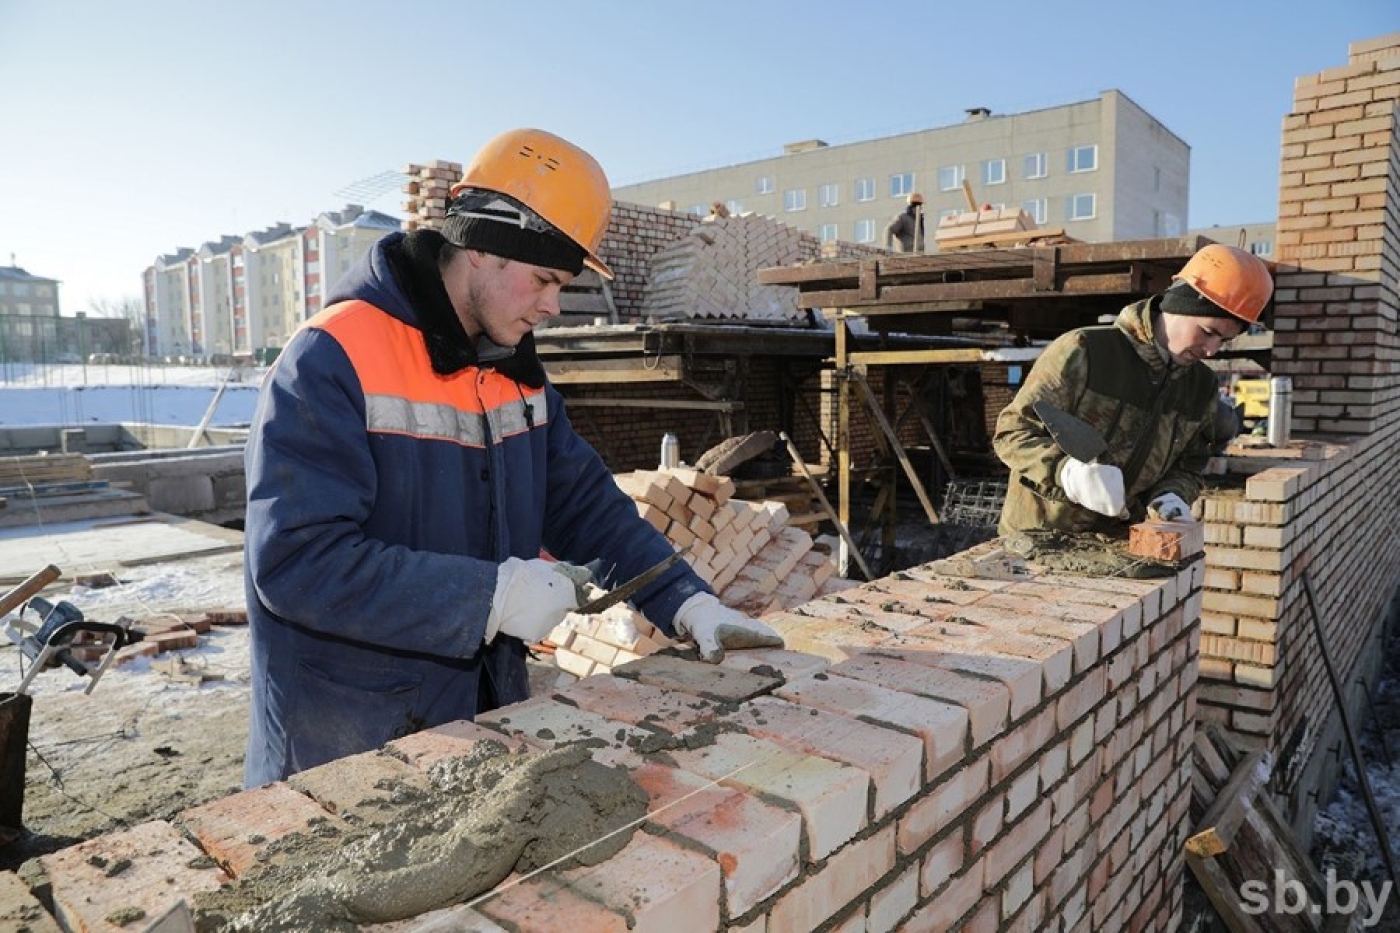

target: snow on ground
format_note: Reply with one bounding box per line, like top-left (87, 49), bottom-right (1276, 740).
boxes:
top-left (0, 362), bottom-right (266, 428)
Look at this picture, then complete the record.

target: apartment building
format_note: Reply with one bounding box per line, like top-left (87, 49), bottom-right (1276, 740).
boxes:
top-left (143, 205), bottom-right (398, 360)
top-left (0, 264), bottom-right (61, 361)
top-left (613, 90), bottom-right (1190, 248)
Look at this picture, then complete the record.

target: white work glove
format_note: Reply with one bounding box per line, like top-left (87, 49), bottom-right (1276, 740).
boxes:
top-left (1058, 457), bottom-right (1126, 518)
top-left (485, 558), bottom-right (580, 646)
top-left (672, 592), bottom-right (784, 663)
top-left (1148, 493), bottom-right (1193, 522)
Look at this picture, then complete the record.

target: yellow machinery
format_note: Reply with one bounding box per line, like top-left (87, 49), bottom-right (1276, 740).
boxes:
top-left (1233, 377), bottom-right (1271, 421)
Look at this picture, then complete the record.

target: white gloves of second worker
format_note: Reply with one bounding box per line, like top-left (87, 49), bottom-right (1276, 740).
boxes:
top-left (673, 592), bottom-right (784, 663)
top-left (486, 557), bottom-right (579, 646)
top-left (1148, 493), bottom-right (1193, 522)
top-left (1058, 457), bottom-right (1126, 518)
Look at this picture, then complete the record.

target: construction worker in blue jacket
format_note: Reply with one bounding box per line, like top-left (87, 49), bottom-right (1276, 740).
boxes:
top-left (242, 128), bottom-right (783, 786)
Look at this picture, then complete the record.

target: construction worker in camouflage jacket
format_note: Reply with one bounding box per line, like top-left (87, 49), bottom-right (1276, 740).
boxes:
top-left (994, 245), bottom-right (1273, 535)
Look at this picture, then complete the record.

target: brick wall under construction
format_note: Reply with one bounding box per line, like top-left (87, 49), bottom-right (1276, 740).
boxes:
top-left (1193, 32), bottom-right (1400, 842)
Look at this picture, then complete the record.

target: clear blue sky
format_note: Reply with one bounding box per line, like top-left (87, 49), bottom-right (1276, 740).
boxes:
top-left (0, 0), bottom-right (1394, 315)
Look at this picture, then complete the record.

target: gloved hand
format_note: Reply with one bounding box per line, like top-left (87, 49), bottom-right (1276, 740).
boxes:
top-left (485, 558), bottom-right (580, 646)
top-left (1058, 457), bottom-right (1126, 517)
top-left (1148, 492), bottom-right (1193, 522)
top-left (672, 592), bottom-right (784, 663)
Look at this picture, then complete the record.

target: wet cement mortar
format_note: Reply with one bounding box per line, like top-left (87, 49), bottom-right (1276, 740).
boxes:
top-left (1002, 529), bottom-right (1183, 578)
top-left (192, 739), bottom-right (649, 932)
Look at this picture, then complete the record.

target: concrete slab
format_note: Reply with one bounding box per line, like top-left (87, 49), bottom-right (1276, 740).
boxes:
top-left (0, 513), bottom-right (242, 585)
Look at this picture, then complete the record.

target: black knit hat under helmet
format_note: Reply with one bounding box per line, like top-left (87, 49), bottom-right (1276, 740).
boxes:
top-left (1159, 280), bottom-right (1235, 319)
top-left (442, 188), bottom-right (587, 275)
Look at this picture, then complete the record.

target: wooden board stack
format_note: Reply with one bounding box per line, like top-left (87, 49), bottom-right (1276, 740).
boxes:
top-left (399, 160), bottom-right (462, 232)
top-left (544, 466), bottom-right (856, 683)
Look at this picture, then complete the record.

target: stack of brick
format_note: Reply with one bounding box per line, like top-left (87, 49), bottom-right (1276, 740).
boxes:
top-left (934, 206), bottom-right (1034, 243)
top-left (399, 160), bottom-right (461, 232)
top-left (613, 466), bottom-right (849, 612)
top-left (20, 544), bottom-right (1204, 932)
top-left (545, 467), bottom-right (854, 681)
top-left (640, 215), bottom-right (815, 324)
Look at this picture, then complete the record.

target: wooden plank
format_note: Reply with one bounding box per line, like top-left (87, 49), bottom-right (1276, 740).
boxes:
top-left (544, 356), bottom-right (683, 384)
top-left (796, 272), bottom-right (1139, 309)
top-left (563, 397), bottom-right (743, 412)
top-left (852, 370), bottom-right (939, 524)
top-left (1185, 747), bottom-right (1355, 932)
top-left (843, 348), bottom-right (986, 366)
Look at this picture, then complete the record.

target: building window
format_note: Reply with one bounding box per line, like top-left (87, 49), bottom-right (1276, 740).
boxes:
top-left (854, 178), bottom-right (876, 202)
top-left (1067, 145), bottom-right (1098, 173)
top-left (982, 158), bottom-right (1006, 187)
top-left (783, 189), bottom-right (807, 212)
top-left (1066, 194), bottom-right (1096, 221)
top-left (818, 223), bottom-right (838, 242)
top-left (687, 204), bottom-right (706, 216)
top-left (756, 176), bottom-right (774, 195)
top-left (726, 199), bottom-right (744, 214)
top-left (819, 183), bottom-right (840, 208)
top-left (1023, 152), bottom-right (1048, 179)
top-left (938, 165), bottom-right (965, 191)
top-left (890, 173), bottom-right (915, 198)
top-left (1022, 198), bottom-right (1048, 225)
top-left (938, 208), bottom-right (961, 222)
top-left (1249, 239), bottom-right (1273, 258)
top-left (854, 219), bottom-right (876, 243)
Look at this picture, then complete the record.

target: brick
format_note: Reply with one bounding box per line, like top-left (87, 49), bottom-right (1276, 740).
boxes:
top-left (880, 646), bottom-right (1042, 721)
top-left (907, 857), bottom-right (983, 930)
top-left (985, 799), bottom-right (1053, 887)
top-left (363, 904), bottom-right (509, 931)
top-left (386, 714), bottom-right (526, 767)
top-left (716, 646), bottom-right (829, 682)
top-left (476, 696), bottom-right (654, 752)
top-left (1128, 520), bottom-right (1205, 561)
top-left (559, 832), bottom-right (722, 932)
top-left (734, 695), bottom-right (923, 817)
top-left (831, 652), bottom-right (1010, 747)
top-left (0, 870), bottom-right (62, 933)
top-left (776, 671), bottom-right (968, 781)
top-left (867, 864), bottom-right (920, 933)
top-left (627, 760), bottom-right (800, 916)
top-left (175, 782), bottom-right (343, 877)
top-left (476, 876), bottom-right (630, 931)
top-left (555, 674), bottom-right (727, 736)
top-left (766, 825), bottom-right (896, 933)
top-left (40, 820), bottom-right (231, 933)
top-left (667, 732), bottom-right (868, 861)
top-left (288, 750), bottom-right (431, 826)
top-left (610, 653), bottom-right (781, 702)
top-left (898, 759), bottom-right (991, 855)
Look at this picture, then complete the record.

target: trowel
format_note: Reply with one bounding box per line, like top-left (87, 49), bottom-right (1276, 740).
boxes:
top-left (1032, 401), bottom-right (1108, 463)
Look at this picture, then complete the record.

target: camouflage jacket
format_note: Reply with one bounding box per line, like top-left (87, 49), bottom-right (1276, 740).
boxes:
top-left (993, 297), bottom-right (1219, 535)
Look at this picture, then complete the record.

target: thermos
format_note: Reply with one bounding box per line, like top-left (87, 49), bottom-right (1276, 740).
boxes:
top-left (660, 433), bottom-right (680, 469)
top-left (1268, 376), bottom-right (1293, 447)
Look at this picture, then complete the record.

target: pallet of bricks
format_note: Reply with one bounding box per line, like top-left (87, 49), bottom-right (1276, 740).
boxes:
top-left (545, 467), bottom-right (856, 683)
top-left (400, 159), bottom-right (461, 232)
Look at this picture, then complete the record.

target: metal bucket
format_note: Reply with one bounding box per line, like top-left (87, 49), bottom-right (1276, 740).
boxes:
top-left (0, 692), bottom-right (32, 836)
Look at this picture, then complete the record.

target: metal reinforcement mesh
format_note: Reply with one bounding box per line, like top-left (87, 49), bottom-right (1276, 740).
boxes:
top-left (941, 477), bottom-right (1008, 530)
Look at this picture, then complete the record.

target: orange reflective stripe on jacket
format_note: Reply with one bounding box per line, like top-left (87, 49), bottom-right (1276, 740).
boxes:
top-left (306, 300), bottom-right (547, 447)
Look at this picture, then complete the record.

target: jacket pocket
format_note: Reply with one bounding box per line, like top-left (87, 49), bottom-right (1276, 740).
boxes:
top-left (285, 659), bottom-right (423, 774)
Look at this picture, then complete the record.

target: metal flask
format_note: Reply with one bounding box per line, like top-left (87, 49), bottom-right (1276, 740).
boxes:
top-left (660, 433), bottom-right (680, 469)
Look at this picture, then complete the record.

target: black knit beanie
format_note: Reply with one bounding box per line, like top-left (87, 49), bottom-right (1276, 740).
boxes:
top-left (1159, 280), bottom-right (1234, 318)
top-left (442, 188), bottom-right (586, 275)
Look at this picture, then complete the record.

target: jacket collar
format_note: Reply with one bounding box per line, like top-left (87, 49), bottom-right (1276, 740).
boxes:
top-left (385, 230), bottom-right (547, 389)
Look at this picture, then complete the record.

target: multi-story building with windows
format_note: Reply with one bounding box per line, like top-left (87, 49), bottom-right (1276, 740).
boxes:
top-left (144, 205), bottom-right (398, 361)
top-left (614, 90), bottom-right (1190, 248)
top-left (0, 264), bottom-right (61, 361)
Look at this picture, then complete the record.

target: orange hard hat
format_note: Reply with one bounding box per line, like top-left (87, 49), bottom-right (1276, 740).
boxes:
top-left (450, 128), bottom-right (614, 279)
top-left (1172, 244), bottom-right (1273, 324)
top-left (907, 192), bottom-right (925, 205)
